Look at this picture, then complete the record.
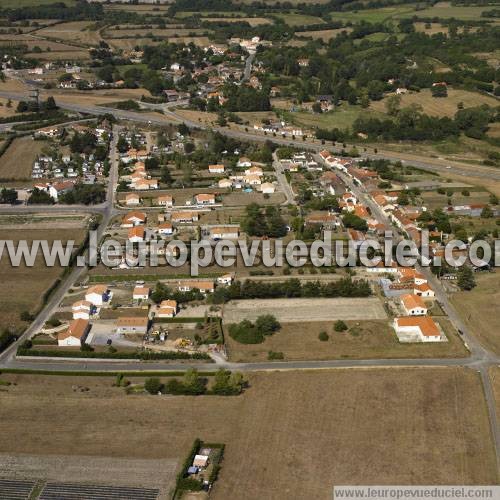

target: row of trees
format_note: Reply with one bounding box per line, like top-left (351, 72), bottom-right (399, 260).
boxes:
top-left (210, 277), bottom-right (372, 304)
top-left (144, 368), bottom-right (245, 396)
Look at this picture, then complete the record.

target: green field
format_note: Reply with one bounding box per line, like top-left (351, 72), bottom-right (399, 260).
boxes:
top-left (285, 104), bottom-right (387, 131)
top-left (329, 5), bottom-right (416, 24)
top-left (274, 13), bottom-right (326, 26)
top-left (0, 0), bottom-right (76, 6)
top-left (398, 3), bottom-right (494, 21)
top-left (328, 2), bottom-right (491, 24)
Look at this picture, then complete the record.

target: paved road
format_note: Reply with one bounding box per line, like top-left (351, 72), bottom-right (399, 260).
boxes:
top-left (272, 151), bottom-right (295, 204)
top-left (242, 52), bottom-right (255, 82)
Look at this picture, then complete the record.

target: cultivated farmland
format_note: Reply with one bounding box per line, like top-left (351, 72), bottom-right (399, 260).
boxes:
top-left (223, 297), bottom-right (387, 323)
top-left (0, 136), bottom-right (45, 182)
top-left (34, 21), bottom-right (103, 46)
top-left (0, 368), bottom-right (496, 499)
top-left (451, 273), bottom-right (500, 356)
top-left (0, 215), bottom-right (87, 332)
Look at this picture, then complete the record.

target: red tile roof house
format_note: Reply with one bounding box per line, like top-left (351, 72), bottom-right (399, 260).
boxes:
top-left (401, 294), bottom-right (428, 316)
top-left (393, 316), bottom-right (444, 343)
top-left (85, 285), bottom-right (110, 306)
top-left (195, 193), bottom-right (216, 205)
top-left (121, 211), bottom-right (146, 227)
top-left (157, 195), bottom-right (173, 207)
top-left (208, 164), bottom-right (225, 174)
top-left (177, 280), bottom-right (215, 294)
top-left (157, 300), bottom-right (177, 318)
top-left (57, 319), bottom-right (90, 347)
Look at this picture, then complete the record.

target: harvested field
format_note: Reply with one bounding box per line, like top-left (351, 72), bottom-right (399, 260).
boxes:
top-left (102, 28), bottom-right (208, 38)
top-left (0, 216), bottom-right (87, 331)
top-left (223, 297), bottom-right (387, 324)
top-left (105, 38), bottom-right (162, 50)
top-left (202, 17), bottom-right (272, 26)
top-left (226, 318), bottom-right (467, 362)
top-left (451, 273), bottom-right (500, 355)
top-left (34, 21), bottom-right (103, 46)
top-left (370, 89), bottom-right (500, 118)
top-left (0, 98), bottom-right (18, 118)
top-left (0, 136), bottom-right (45, 181)
top-left (0, 368), bottom-right (496, 498)
top-left (25, 50), bottom-right (91, 61)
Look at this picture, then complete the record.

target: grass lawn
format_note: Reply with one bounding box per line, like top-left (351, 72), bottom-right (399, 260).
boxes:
top-left (451, 272), bottom-right (500, 355)
top-left (285, 105), bottom-right (386, 131)
top-left (370, 89), bottom-right (500, 119)
top-left (274, 13), bottom-right (325, 26)
top-left (0, 367), bottom-right (496, 495)
top-left (0, 216), bottom-right (87, 332)
top-left (226, 318), bottom-right (467, 362)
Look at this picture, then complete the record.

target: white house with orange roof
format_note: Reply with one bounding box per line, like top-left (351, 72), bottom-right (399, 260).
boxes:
top-left (245, 166), bottom-right (263, 177)
top-left (72, 300), bottom-right (92, 320)
top-left (414, 282), bottom-right (435, 298)
top-left (125, 193), bottom-right (141, 206)
top-left (195, 193), bottom-right (216, 205)
top-left (393, 316), bottom-right (444, 343)
top-left (128, 226), bottom-right (145, 242)
top-left (209, 164), bottom-right (225, 174)
top-left (237, 157), bottom-right (252, 168)
top-left (121, 211), bottom-right (146, 227)
top-left (85, 285), bottom-right (110, 306)
top-left (157, 300), bottom-right (177, 318)
top-left (401, 294), bottom-right (428, 316)
top-left (157, 222), bottom-right (174, 236)
top-left (57, 318), bottom-right (90, 347)
top-left (133, 286), bottom-right (150, 301)
top-left (157, 195), bottom-right (173, 207)
top-left (177, 280), bottom-right (215, 294)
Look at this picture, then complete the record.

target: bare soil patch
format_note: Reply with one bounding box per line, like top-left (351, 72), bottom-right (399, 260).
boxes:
top-left (223, 297), bottom-right (387, 324)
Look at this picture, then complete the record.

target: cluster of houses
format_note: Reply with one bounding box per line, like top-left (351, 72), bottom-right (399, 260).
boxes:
top-left (253, 121), bottom-right (305, 138)
top-left (119, 207), bottom-right (241, 245)
top-left (216, 158), bottom-right (276, 193)
top-left (56, 277), bottom-right (232, 347)
top-left (31, 124), bottom-right (110, 183)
